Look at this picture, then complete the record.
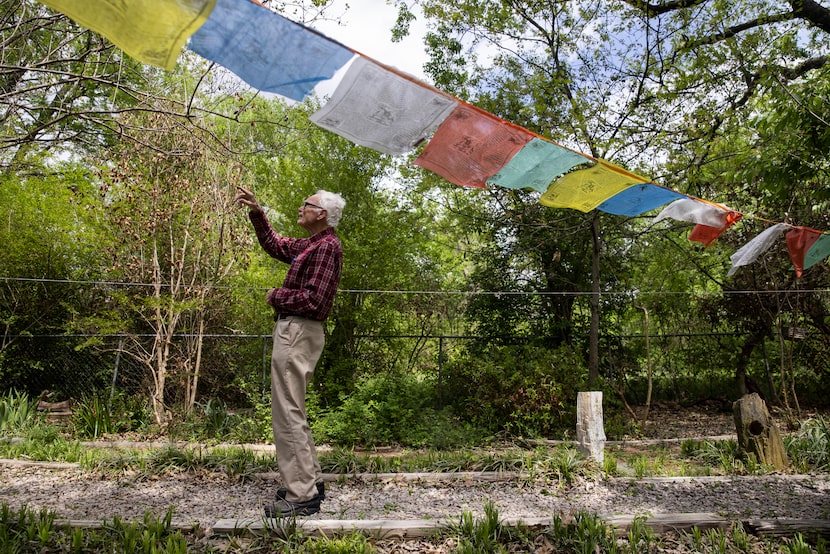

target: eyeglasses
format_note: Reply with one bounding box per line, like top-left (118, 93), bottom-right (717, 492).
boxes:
top-left (302, 201), bottom-right (324, 210)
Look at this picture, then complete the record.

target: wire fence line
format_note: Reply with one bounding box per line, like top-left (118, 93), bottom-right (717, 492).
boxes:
top-left (2, 275), bottom-right (830, 296)
top-left (3, 278), bottom-right (828, 406)
top-left (0, 328), bottom-right (772, 408)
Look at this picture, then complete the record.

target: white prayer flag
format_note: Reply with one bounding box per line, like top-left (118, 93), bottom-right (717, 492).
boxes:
top-left (728, 223), bottom-right (788, 276)
top-left (653, 198), bottom-right (730, 228)
top-left (310, 57), bottom-right (458, 155)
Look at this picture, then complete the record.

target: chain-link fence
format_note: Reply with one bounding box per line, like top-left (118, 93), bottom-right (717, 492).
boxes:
top-left (0, 334), bottom-right (266, 404)
top-left (5, 328), bottom-right (827, 409)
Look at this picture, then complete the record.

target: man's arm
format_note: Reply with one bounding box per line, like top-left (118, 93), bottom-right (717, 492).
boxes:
top-left (235, 185), bottom-right (299, 263)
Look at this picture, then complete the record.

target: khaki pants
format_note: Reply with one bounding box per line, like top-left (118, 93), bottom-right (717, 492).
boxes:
top-left (271, 317), bottom-right (324, 502)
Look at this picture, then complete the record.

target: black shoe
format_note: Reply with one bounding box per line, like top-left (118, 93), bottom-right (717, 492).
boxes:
top-left (264, 495), bottom-right (321, 518)
top-left (276, 482), bottom-right (325, 502)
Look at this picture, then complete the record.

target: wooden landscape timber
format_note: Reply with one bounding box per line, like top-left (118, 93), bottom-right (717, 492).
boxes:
top-left (47, 512), bottom-right (830, 542)
top-left (209, 513), bottom-right (830, 540)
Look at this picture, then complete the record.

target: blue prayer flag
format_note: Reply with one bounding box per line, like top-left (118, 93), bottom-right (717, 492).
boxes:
top-left (189, 0), bottom-right (353, 101)
top-left (597, 183), bottom-right (685, 216)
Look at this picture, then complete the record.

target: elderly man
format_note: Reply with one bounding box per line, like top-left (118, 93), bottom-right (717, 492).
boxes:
top-left (235, 186), bottom-right (345, 517)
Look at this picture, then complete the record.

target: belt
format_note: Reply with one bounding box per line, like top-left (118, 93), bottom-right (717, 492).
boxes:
top-left (274, 312), bottom-right (307, 321)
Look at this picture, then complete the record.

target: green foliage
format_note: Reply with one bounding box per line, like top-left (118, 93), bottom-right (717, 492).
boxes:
top-left (0, 171), bottom-right (106, 390)
top-left (0, 503), bottom-right (189, 554)
top-left (442, 344), bottom-right (582, 438)
top-left (228, 396), bottom-right (273, 445)
top-left (312, 371), bottom-right (486, 448)
top-left (0, 391), bottom-right (41, 435)
top-left (0, 430), bottom-right (85, 464)
top-left (72, 394), bottom-right (113, 439)
top-left (786, 416), bottom-right (830, 472)
top-left (296, 532), bottom-right (376, 554)
top-left (681, 439), bottom-right (745, 474)
top-left (71, 391), bottom-right (149, 439)
top-left (196, 398), bottom-right (237, 439)
top-left (451, 502), bottom-right (525, 554)
top-left (545, 511), bottom-right (624, 553)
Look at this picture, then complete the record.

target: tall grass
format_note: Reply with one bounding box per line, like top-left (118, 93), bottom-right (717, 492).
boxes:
top-left (0, 391), bottom-right (41, 435)
top-left (787, 416), bottom-right (830, 472)
top-left (0, 504), bottom-right (189, 553)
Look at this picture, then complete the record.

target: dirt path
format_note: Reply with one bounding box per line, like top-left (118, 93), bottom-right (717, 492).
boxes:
top-left (2, 460), bottom-right (828, 531)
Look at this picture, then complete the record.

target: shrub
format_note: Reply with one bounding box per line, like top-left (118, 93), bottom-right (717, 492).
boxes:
top-left (441, 344), bottom-right (583, 438)
top-left (786, 416), bottom-right (830, 472)
top-left (72, 391), bottom-right (150, 439)
top-left (312, 372), bottom-right (486, 448)
top-left (0, 390), bottom-right (41, 435)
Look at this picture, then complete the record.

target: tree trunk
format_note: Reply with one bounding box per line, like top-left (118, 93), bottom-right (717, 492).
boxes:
top-left (732, 393), bottom-right (789, 470)
top-left (588, 212), bottom-right (600, 385)
top-left (735, 328), bottom-right (767, 397)
top-left (637, 306), bottom-right (653, 421)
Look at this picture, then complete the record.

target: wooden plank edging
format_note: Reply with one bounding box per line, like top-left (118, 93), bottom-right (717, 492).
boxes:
top-left (48, 514), bottom-right (830, 541)
top-left (254, 471), bottom-right (521, 482)
top-left (211, 513), bottom-right (830, 540)
top-left (211, 513), bottom-right (732, 538)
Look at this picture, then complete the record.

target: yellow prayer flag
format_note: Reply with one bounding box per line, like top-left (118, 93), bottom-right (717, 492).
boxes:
top-left (38, 0), bottom-right (216, 70)
top-left (540, 159), bottom-right (649, 212)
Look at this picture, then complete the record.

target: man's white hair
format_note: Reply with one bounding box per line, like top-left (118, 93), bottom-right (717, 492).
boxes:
top-left (316, 190), bottom-right (346, 227)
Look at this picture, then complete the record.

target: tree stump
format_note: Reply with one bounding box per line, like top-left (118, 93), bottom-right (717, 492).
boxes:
top-left (732, 393), bottom-right (789, 470)
top-left (576, 391), bottom-right (606, 465)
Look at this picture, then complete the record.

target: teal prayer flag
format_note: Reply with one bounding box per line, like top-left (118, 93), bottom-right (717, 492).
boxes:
top-left (486, 138), bottom-right (588, 193)
top-left (804, 233), bottom-right (830, 271)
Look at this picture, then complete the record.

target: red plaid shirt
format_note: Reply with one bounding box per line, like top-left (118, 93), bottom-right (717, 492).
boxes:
top-left (249, 210), bottom-right (342, 321)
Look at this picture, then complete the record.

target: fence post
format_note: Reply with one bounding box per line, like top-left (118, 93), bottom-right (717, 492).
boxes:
top-left (576, 391), bottom-right (606, 465)
top-left (438, 336), bottom-right (444, 410)
top-left (110, 335), bottom-right (124, 401)
top-left (262, 335), bottom-right (269, 398)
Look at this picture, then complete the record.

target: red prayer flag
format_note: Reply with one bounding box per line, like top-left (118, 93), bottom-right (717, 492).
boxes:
top-left (414, 105), bottom-right (534, 188)
top-left (688, 211), bottom-right (742, 246)
top-left (786, 227), bottom-right (823, 278)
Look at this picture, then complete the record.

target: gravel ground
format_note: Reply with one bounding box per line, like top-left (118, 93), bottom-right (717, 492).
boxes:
top-left (2, 403), bottom-right (828, 534)
top-left (2, 463), bottom-right (829, 531)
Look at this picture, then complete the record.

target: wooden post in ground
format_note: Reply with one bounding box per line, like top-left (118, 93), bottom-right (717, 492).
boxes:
top-left (576, 391), bottom-right (606, 465)
top-left (733, 393), bottom-right (789, 470)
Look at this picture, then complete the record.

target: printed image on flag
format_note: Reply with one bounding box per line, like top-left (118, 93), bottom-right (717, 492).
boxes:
top-left (414, 105), bottom-right (534, 188)
top-left (540, 160), bottom-right (649, 212)
top-left (310, 57), bottom-right (457, 155)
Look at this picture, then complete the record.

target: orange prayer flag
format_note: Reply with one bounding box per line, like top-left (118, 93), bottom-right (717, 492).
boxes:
top-left (688, 211), bottom-right (742, 246)
top-left (786, 227), bottom-right (823, 278)
top-left (413, 105), bottom-right (534, 188)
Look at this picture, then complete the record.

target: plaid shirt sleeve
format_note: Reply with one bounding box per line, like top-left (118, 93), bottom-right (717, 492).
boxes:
top-left (248, 209), bottom-right (302, 262)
